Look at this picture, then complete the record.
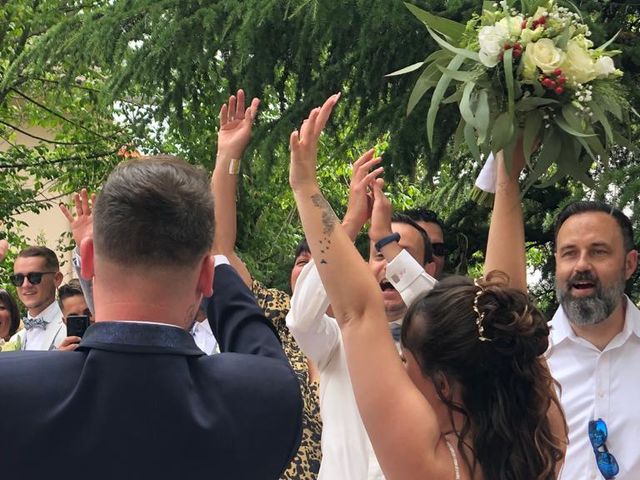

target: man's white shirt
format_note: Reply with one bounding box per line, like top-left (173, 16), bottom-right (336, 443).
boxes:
top-left (10, 301), bottom-right (66, 351)
top-left (287, 249), bottom-right (436, 480)
top-left (547, 297), bottom-right (640, 480)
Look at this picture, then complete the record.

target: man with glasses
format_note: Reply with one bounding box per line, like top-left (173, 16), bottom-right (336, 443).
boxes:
top-left (8, 246), bottom-right (65, 350)
top-left (547, 201), bottom-right (639, 479)
top-left (403, 207), bottom-right (447, 279)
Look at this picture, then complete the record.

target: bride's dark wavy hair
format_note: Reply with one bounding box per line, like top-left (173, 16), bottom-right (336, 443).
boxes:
top-left (401, 271), bottom-right (566, 480)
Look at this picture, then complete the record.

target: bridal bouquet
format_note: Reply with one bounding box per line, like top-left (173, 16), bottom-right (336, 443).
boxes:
top-left (391, 0), bottom-right (633, 188)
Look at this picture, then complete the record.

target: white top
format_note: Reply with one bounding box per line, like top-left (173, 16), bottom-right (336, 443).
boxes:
top-left (191, 319), bottom-right (218, 355)
top-left (10, 301), bottom-right (66, 351)
top-left (547, 297), bottom-right (640, 480)
top-left (287, 249), bottom-right (437, 480)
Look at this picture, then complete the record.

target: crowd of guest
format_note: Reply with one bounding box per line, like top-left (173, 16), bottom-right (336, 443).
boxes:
top-left (0, 90), bottom-right (637, 480)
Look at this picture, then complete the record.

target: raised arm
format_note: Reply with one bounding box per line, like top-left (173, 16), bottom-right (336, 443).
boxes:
top-left (289, 96), bottom-right (449, 480)
top-left (484, 147), bottom-right (527, 292)
top-left (211, 89), bottom-right (260, 287)
top-left (0, 239), bottom-right (7, 262)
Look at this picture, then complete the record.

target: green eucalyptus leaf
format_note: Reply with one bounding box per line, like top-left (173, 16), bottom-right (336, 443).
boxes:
top-left (460, 82), bottom-right (477, 128)
top-left (491, 112), bottom-right (515, 153)
top-left (527, 128), bottom-right (561, 187)
top-left (442, 89), bottom-right (464, 104)
top-left (515, 97), bottom-right (559, 111)
top-left (588, 102), bottom-right (613, 144)
top-left (476, 89), bottom-right (490, 144)
top-left (426, 26), bottom-right (480, 63)
top-left (436, 66), bottom-right (481, 82)
top-left (597, 30), bottom-right (621, 51)
top-left (522, 110), bottom-right (543, 166)
top-left (404, 3), bottom-right (466, 45)
top-left (427, 54), bottom-right (465, 146)
top-left (386, 61), bottom-right (425, 77)
top-left (407, 61), bottom-right (446, 115)
top-left (453, 117), bottom-right (466, 153)
top-left (503, 48), bottom-right (515, 116)
top-left (555, 117), bottom-right (596, 138)
top-left (464, 121), bottom-right (481, 163)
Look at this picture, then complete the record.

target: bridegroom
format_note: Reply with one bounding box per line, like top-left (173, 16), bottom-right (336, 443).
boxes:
top-left (0, 156), bottom-right (302, 480)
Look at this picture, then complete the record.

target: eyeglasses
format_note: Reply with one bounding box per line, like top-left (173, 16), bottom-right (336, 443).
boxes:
top-left (588, 418), bottom-right (619, 479)
top-left (431, 243), bottom-right (447, 257)
top-left (9, 271), bottom-right (57, 287)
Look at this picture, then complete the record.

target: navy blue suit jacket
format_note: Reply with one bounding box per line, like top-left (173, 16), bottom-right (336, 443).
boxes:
top-left (0, 264), bottom-right (302, 479)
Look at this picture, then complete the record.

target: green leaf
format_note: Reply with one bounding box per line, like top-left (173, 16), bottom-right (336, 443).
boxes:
top-left (596, 30), bottom-right (621, 51)
top-left (525, 128), bottom-right (561, 188)
top-left (464, 121), bottom-right (481, 163)
top-left (427, 54), bottom-right (466, 146)
top-left (442, 89), bottom-right (463, 104)
top-left (404, 3), bottom-right (466, 45)
top-left (386, 61), bottom-right (425, 77)
top-left (515, 97), bottom-right (559, 111)
top-left (407, 61), bottom-right (445, 115)
top-left (436, 66), bottom-right (481, 82)
top-left (460, 81), bottom-right (477, 128)
top-left (491, 112), bottom-right (515, 153)
top-left (555, 117), bottom-right (596, 138)
top-left (589, 102), bottom-right (613, 144)
top-left (483, 1), bottom-right (496, 13)
top-left (522, 110), bottom-right (542, 165)
top-left (602, 97), bottom-right (623, 121)
top-left (453, 117), bottom-right (466, 153)
top-left (503, 48), bottom-right (515, 116)
top-left (475, 89), bottom-right (490, 144)
top-left (555, 26), bottom-right (571, 50)
top-left (426, 26), bottom-right (480, 63)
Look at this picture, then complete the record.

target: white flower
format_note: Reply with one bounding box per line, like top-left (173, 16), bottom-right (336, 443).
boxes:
top-left (520, 25), bottom-right (544, 44)
top-left (497, 15), bottom-right (524, 37)
top-left (561, 39), bottom-right (596, 84)
top-left (525, 38), bottom-right (564, 74)
top-left (594, 56), bottom-right (616, 78)
top-left (478, 23), bottom-right (510, 67)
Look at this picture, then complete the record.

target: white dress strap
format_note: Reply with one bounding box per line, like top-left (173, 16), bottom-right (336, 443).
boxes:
top-left (444, 438), bottom-right (461, 480)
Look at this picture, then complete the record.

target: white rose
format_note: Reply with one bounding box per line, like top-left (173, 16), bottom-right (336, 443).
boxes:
top-left (478, 23), bottom-right (509, 67)
top-left (497, 15), bottom-right (523, 37)
top-left (527, 38), bottom-right (564, 74)
top-left (594, 56), bottom-right (616, 78)
top-left (561, 39), bottom-right (596, 84)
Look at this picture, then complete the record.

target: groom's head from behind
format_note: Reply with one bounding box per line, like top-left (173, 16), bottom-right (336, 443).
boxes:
top-left (81, 155), bottom-right (215, 327)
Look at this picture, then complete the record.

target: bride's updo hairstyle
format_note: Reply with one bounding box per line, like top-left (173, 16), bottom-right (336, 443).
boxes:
top-left (401, 271), bottom-right (565, 480)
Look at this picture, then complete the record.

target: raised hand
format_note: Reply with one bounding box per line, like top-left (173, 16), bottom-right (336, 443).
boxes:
top-left (368, 178), bottom-right (394, 243)
top-left (57, 336), bottom-right (81, 351)
top-left (0, 239), bottom-right (8, 262)
top-left (289, 93), bottom-right (340, 191)
top-left (59, 189), bottom-right (96, 247)
top-left (217, 89), bottom-right (260, 162)
top-left (342, 149), bottom-right (383, 241)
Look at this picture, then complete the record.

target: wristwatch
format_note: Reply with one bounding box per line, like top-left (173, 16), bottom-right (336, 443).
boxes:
top-left (374, 232), bottom-right (401, 252)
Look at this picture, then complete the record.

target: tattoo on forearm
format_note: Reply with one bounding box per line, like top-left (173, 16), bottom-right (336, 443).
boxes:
top-left (311, 193), bottom-right (338, 265)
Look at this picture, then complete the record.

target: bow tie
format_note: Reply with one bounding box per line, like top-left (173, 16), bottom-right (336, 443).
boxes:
top-left (23, 316), bottom-right (48, 331)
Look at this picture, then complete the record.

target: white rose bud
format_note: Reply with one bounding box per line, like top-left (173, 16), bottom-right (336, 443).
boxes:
top-left (594, 56), bottom-right (616, 78)
top-left (497, 15), bottom-right (523, 37)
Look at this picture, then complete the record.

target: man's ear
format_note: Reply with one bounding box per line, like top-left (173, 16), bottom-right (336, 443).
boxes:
top-left (425, 260), bottom-right (437, 278)
top-left (54, 271), bottom-right (64, 288)
top-left (79, 237), bottom-right (94, 281)
top-left (198, 254), bottom-right (215, 298)
top-left (625, 249), bottom-right (638, 280)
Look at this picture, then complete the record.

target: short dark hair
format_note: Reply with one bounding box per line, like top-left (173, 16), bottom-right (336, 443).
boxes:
top-left (16, 246), bottom-right (59, 271)
top-left (403, 207), bottom-right (445, 232)
top-left (58, 279), bottom-right (84, 310)
top-left (294, 238), bottom-right (310, 259)
top-left (391, 213), bottom-right (433, 265)
top-left (94, 155), bottom-right (214, 267)
top-left (554, 201), bottom-right (635, 252)
top-left (0, 289), bottom-right (21, 338)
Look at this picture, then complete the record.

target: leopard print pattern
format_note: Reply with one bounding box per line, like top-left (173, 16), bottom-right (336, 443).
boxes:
top-left (253, 281), bottom-right (322, 479)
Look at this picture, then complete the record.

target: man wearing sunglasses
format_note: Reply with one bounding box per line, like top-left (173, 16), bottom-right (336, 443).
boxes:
top-left (403, 207), bottom-right (447, 279)
top-left (547, 201), bottom-right (639, 479)
top-left (8, 246), bottom-right (66, 351)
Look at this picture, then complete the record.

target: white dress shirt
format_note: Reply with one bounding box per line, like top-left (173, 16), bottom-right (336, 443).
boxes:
top-left (10, 301), bottom-right (66, 351)
top-left (191, 319), bottom-right (218, 355)
top-left (287, 250), bottom-right (436, 480)
top-left (547, 297), bottom-right (640, 480)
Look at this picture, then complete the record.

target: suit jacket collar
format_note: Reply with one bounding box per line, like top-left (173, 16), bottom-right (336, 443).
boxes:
top-left (78, 321), bottom-right (206, 356)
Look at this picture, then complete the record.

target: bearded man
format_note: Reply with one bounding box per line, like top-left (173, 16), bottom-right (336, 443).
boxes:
top-left (547, 201), bottom-right (639, 480)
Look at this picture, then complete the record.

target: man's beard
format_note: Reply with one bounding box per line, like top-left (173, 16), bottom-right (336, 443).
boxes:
top-left (556, 270), bottom-right (626, 327)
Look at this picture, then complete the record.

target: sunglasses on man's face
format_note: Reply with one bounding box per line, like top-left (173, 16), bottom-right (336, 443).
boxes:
top-left (9, 271), bottom-right (57, 287)
top-left (589, 418), bottom-right (619, 479)
top-left (431, 243), bottom-right (447, 257)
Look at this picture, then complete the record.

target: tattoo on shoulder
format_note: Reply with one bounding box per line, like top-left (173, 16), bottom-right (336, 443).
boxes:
top-left (311, 193), bottom-right (338, 265)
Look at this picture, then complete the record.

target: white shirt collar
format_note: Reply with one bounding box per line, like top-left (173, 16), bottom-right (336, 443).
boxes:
top-left (550, 296), bottom-right (640, 348)
top-left (28, 300), bottom-right (62, 322)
